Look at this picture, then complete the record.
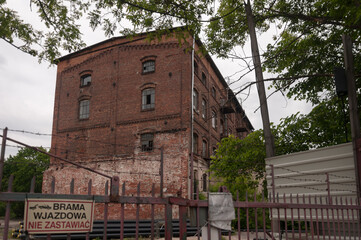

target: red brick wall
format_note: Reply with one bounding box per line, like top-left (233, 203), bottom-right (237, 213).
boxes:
top-left (44, 33), bottom-right (252, 219)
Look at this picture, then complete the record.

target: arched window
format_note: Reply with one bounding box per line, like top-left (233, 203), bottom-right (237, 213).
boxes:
top-left (201, 72), bottom-right (206, 85)
top-left (220, 119), bottom-right (224, 134)
top-left (141, 133), bottom-right (154, 151)
top-left (212, 110), bottom-right (217, 129)
top-left (142, 88), bottom-right (155, 110)
top-left (79, 100), bottom-right (90, 119)
top-left (211, 87), bottom-right (216, 98)
top-left (142, 60), bottom-right (155, 73)
top-left (193, 133), bottom-right (198, 154)
top-left (193, 170), bottom-right (198, 199)
top-left (201, 98), bottom-right (207, 119)
top-left (80, 74), bottom-right (91, 87)
top-left (202, 173), bottom-right (207, 191)
top-left (194, 61), bottom-right (198, 75)
top-left (193, 89), bottom-right (199, 111)
top-left (202, 139), bottom-right (207, 158)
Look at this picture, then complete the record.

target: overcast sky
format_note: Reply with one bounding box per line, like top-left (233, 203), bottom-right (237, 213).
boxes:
top-left (0, 3), bottom-right (313, 158)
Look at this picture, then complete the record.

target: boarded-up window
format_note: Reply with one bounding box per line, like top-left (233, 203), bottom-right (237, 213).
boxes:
top-left (141, 133), bottom-right (154, 152)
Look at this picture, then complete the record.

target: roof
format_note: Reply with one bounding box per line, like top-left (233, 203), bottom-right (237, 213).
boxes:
top-left (57, 27), bottom-right (254, 131)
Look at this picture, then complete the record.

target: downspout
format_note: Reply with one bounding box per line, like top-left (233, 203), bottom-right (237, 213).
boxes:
top-left (189, 36), bottom-right (195, 199)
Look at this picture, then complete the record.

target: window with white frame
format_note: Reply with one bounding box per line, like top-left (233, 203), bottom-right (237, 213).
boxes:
top-left (142, 88), bottom-right (155, 110)
top-left (79, 100), bottom-right (90, 119)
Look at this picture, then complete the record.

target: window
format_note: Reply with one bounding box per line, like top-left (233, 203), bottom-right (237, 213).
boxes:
top-left (212, 147), bottom-right (217, 156)
top-left (220, 119), bottom-right (224, 134)
top-left (193, 170), bottom-right (198, 198)
top-left (142, 88), bottom-right (155, 110)
top-left (142, 60), bottom-right (155, 73)
top-left (202, 173), bottom-right (207, 191)
top-left (193, 89), bottom-right (199, 111)
top-left (193, 133), bottom-right (198, 154)
top-left (80, 74), bottom-right (91, 87)
top-left (201, 99), bottom-right (207, 119)
top-left (141, 133), bottom-right (154, 151)
top-left (202, 139), bottom-right (207, 158)
top-left (212, 110), bottom-right (217, 129)
top-left (79, 100), bottom-right (90, 119)
top-left (194, 61), bottom-right (198, 75)
top-left (211, 87), bottom-right (216, 98)
top-left (201, 72), bottom-right (206, 85)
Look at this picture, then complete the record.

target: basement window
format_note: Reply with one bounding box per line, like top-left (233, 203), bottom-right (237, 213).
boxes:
top-left (141, 133), bottom-right (154, 152)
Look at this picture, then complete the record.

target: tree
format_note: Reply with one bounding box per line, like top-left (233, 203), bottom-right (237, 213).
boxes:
top-left (210, 132), bottom-right (266, 196)
top-left (0, 147), bottom-right (49, 218)
top-left (0, 0), bottom-right (210, 63)
top-left (211, 95), bottom-right (356, 196)
top-left (206, 0), bottom-right (361, 104)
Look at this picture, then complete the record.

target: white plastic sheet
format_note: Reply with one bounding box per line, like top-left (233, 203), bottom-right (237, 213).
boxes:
top-left (208, 192), bottom-right (235, 231)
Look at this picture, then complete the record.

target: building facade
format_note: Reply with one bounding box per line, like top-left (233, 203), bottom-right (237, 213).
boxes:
top-left (42, 30), bottom-right (253, 219)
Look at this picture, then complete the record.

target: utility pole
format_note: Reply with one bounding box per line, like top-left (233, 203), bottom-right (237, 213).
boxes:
top-left (0, 127), bottom-right (7, 191)
top-left (342, 35), bottom-right (361, 199)
top-left (245, 0), bottom-right (275, 158)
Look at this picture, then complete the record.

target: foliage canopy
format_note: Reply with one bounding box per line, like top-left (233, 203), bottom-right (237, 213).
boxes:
top-left (0, 147), bottom-right (50, 218)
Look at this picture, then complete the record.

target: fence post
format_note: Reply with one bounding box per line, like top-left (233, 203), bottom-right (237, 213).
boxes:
top-left (3, 175), bottom-right (13, 240)
top-left (326, 173), bottom-right (332, 204)
top-left (86, 179), bottom-right (92, 240)
top-left (179, 204), bottom-right (187, 240)
top-left (103, 180), bottom-right (109, 240)
top-left (0, 127), bottom-right (8, 191)
top-left (271, 164), bottom-right (275, 202)
top-left (165, 200), bottom-right (173, 240)
top-left (67, 179), bottom-right (75, 240)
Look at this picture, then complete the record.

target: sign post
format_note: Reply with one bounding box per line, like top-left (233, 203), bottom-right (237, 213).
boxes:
top-left (24, 199), bottom-right (94, 234)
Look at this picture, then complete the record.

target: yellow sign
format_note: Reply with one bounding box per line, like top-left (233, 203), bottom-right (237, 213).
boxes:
top-left (24, 198), bottom-right (94, 234)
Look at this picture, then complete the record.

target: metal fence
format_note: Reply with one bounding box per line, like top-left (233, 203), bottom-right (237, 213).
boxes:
top-left (0, 173), bottom-right (361, 240)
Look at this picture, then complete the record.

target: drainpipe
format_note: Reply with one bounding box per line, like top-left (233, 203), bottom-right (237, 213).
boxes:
top-left (190, 36), bottom-right (195, 199)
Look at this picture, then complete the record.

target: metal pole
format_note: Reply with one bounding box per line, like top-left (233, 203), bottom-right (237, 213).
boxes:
top-left (190, 36), bottom-right (195, 200)
top-left (160, 146), bottom-right (164, 198)
top-left (0, 127), bottom-right (8, 191)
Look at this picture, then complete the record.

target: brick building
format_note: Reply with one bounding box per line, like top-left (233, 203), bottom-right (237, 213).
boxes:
top-left (42, 29), bottom-right (253, 218)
